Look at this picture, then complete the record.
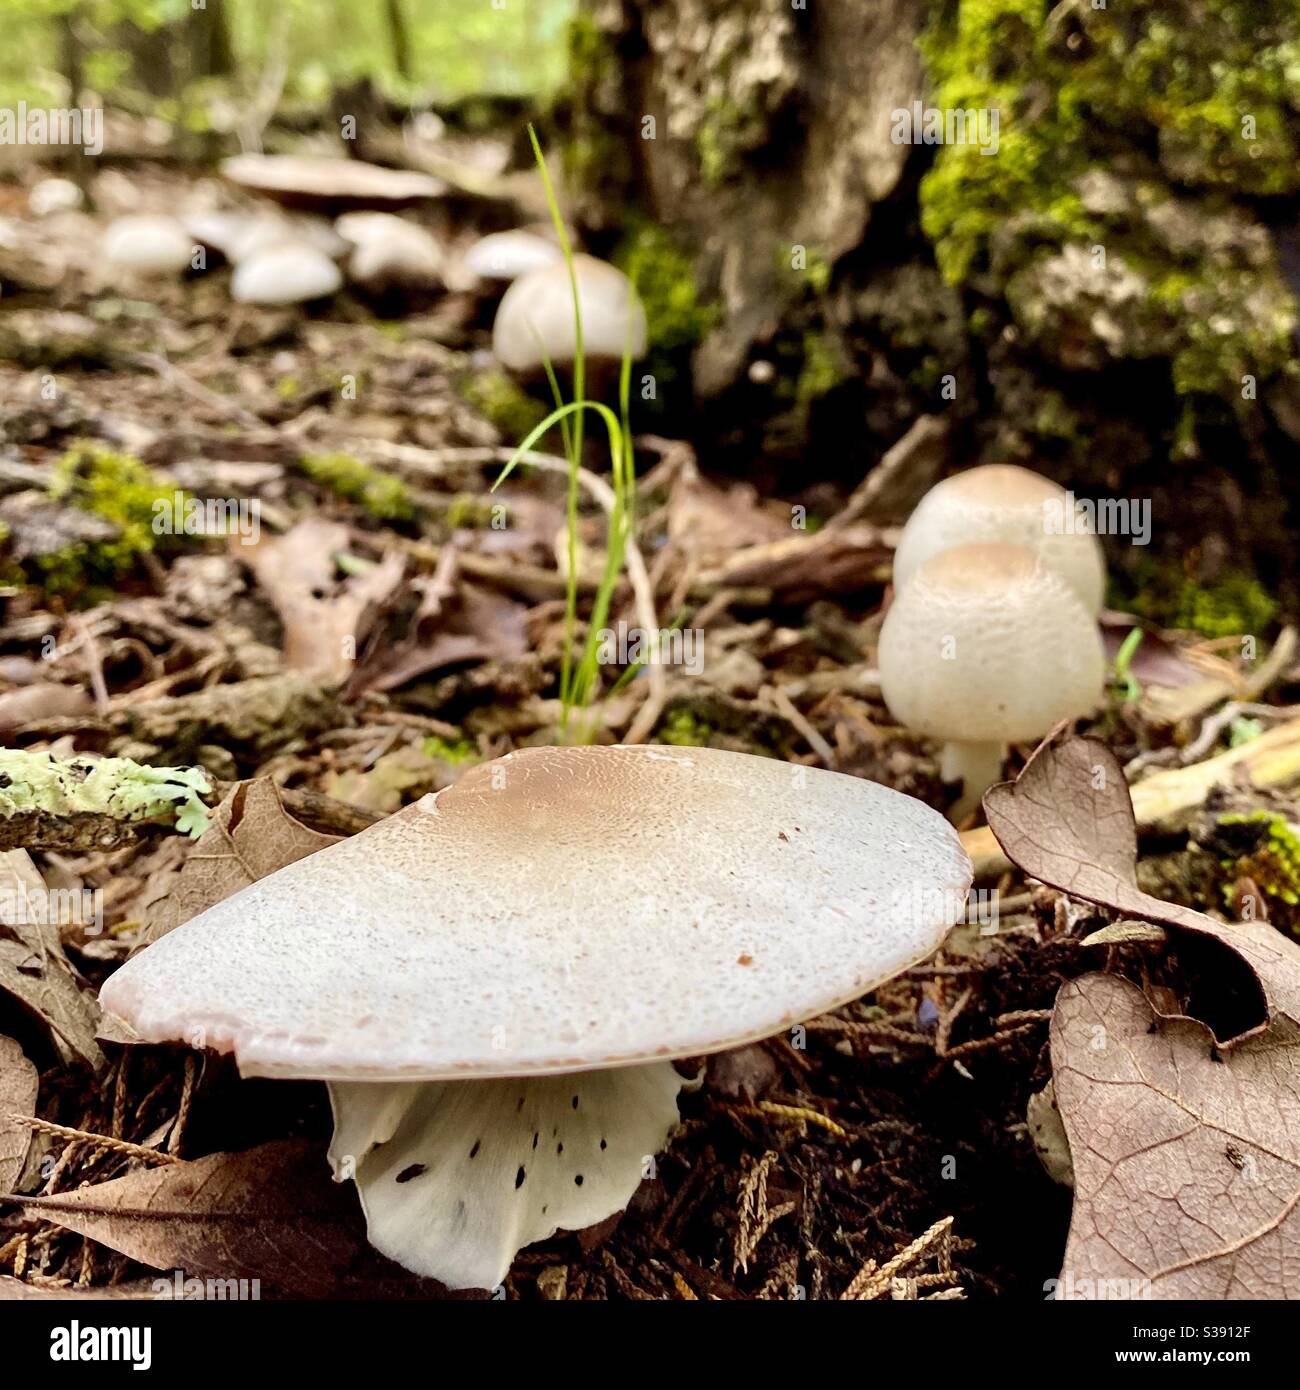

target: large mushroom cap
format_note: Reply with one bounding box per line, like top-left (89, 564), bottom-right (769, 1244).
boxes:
top-left (101, 744), bottom-right (970, 1081)
top-left (492, 254), bottom-right (647, 370)
top-left (220, 155), bottom-right (446, 210)
top-left (893, 463), bottom-right (1106, 614)
top-left (879, 542), bottom-right (1106, 744)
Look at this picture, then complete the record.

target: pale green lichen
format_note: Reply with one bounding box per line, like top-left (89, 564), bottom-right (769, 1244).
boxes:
top-left (0, 749), bottom-right (211, 838)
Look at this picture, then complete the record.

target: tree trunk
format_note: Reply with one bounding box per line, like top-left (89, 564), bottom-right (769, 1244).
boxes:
top-left (565, 0), bottom-right (926, 398)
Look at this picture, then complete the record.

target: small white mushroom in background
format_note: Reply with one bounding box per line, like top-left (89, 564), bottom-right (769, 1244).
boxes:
top-left (101, 214), bottom-right (194, 276)
top-left (335, 211), bottom-right (442, 292)
top-left (878, 542), bottom-right (1106, 822)
top-left (230, 240), bottom-right (343, 306)
top-left (219, 154), bottom-right (447, 209)
top-left (185, 211), bottom-right (347, 266)
top-left (28, 177), bottom-right (82, 217)
top-left (464, 228), bottom-right (564, 283)
top-left (99, 744), bottom-right (971, 1292)
top-left (893, 463), bottom-right (1107, 615)
top-left (492, 253), bottom-right (647, 374)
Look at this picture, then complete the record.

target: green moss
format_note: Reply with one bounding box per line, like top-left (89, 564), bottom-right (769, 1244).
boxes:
top-left (1118, 555), bottom-right (1278, 638)
top-left (298, 452), bottom-right (413, 522)
top-left (616, 221), bottom-right (719, 353)
top-left (443, 494), bottom-right (497, 529)
top-left (696, 97), bottom-right (750, 187)
top-left (457, 369), bottom-right (550, 443)
top-left (560, 14), bottom-right (631, 203)
top-left (917, 0), bottom-right (1300, 404)
top-left (654, 707), bottom-right (714, 747)
top-left (794, 331), bottom-right (848, 411)
top-left (421, 733), bottom-right (479, 765)
top-left (1217, 811), bottom-right (1300, 934)
top-left (33, 446), bottom-right (188, 598)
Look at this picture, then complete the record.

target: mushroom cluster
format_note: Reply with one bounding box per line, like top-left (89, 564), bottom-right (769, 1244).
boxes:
top-left (880, 464), bottom-right (1108, 820)
top-left (100, 744), bottom-right (971, 1291)
top-left (90, 152), bottom-right (646, 355)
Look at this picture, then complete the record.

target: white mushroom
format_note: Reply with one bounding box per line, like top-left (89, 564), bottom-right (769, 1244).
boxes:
top-left (220, 154), bottom-right (446, 208)
top-left (893, 463), bottom-right (1107, 615)
top-left (230, 241), bottom-right (343, 305)
top-left (101, 215), bottom-right (194, 276)
top-left (186, 211), bottom-right (347, 265)
top-left (464, 229), bottom-right (564, 282)
top-left (879, 543), bottom-right (1106, 821)
top-left (28, 178), bottom-right (82, 217)
top-left (492, 254), bottom-right (647, 372)
top-left (100, 744), bottom-right (970, 1291)
top-left (335, 212), bottom-right (442, 291)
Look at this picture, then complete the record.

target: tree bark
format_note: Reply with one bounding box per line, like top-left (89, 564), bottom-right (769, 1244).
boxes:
top-left (566, 0), bottom-right (926, 398)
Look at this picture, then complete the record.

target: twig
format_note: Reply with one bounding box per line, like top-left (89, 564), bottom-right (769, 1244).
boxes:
top-left (8, 1116), bottom-right (179, 1168)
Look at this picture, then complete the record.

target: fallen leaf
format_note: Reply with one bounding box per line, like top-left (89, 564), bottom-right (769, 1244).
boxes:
top-left (0, 1035), bottom-right (37, 1191)
top-left (667, 474), bottom-right (789, 566)
top-left (351, 555), bottom-right (530, 696)
top-left (984, 732), bottom-right (1300, 1046)
top-left (1100, 613), bottom-right (1204, 689)
top-left (14, 1138), bottom-right (451, 1298)
top-left (143, 778), bottom-right (338, 946)
top-left (0, 683), bottom-right (93, 731)
top-left (1052, 972), bottom-right (1300, 1300)
top-left (237, 518), bottom-right (405, 680)
top-left (0, 851), bottom-right (103, 1069)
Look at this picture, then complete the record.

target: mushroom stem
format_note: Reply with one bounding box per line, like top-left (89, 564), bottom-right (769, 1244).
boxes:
top-left (328, 1062), bottom-right (687, 1291)
top-left (940, 740), bottom-right (1006, 823)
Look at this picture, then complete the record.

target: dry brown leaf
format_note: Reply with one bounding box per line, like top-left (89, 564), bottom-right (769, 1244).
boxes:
top-left (0, 851), bottom-right (103, 1069)
top-left (0, 1034), bottom-right (37, 1191)
top-left (1052, 972), bottom-right (1300, 1300)
top-left (237, 517), bottom-right (405, 680)
top-left (0, 683), bottom-right (93, 731)
top-left (984, 732), bottom-right (1300, 1046)
top-left (143, 778), bottom-right (338, 946)
top-left (16, 1139), bottom-right (450, 1298)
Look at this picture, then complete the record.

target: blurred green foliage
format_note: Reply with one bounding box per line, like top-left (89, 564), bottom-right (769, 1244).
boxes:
top-left (0, 0), bottom-right (575, 113)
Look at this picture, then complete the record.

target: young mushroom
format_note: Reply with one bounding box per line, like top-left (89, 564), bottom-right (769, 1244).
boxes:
top-left (335, 212), bottom-right (443, 292)
top-left (492, 253), bottom-right (647, 377)
top-left (101, 215), bottom-right (194, 276)
top-left (879, 543), bottom-right (1106, 822)
top-left (464, 228), bottom-right (564, 283)
top-left (231, 241), bottom-right (343, 306)
top-left (893, 463), bottom-right (1106, 615)
top-left (99, 744), bottom-right (971, 1292)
